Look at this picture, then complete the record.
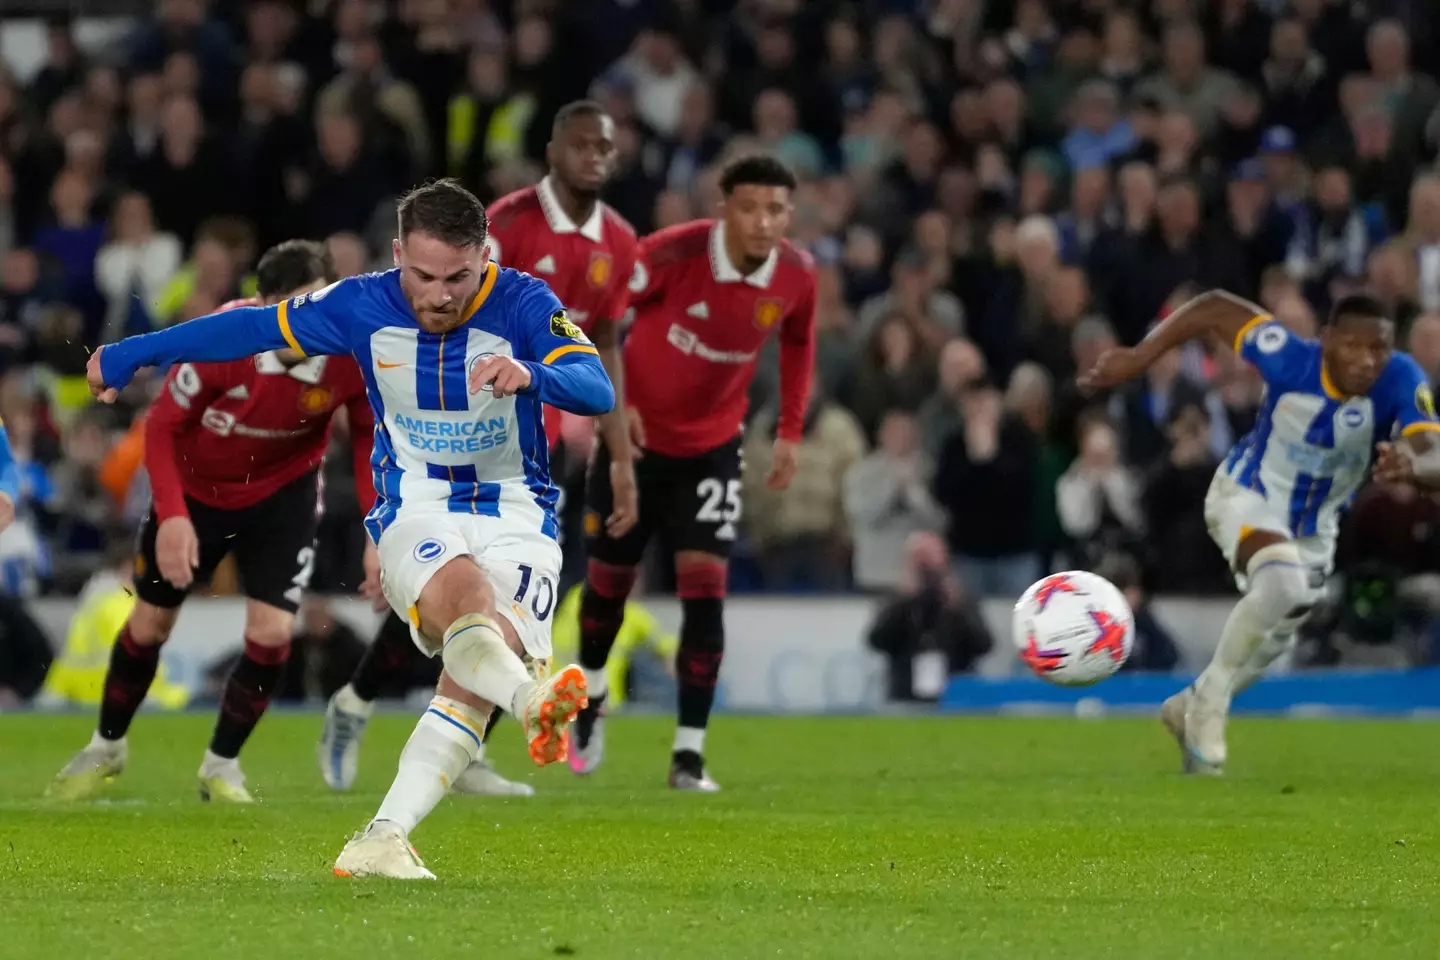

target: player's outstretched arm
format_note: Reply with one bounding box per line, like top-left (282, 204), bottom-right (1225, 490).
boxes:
top-left (1081, 288), bottom-right (1267, 390)
top-left (90, 281), bottom-right (355, 400)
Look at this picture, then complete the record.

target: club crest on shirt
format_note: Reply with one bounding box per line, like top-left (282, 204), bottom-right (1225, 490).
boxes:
top-left (1418, 384), bottom-right (1437, 421)
top-left (550, 309), bottom-right (589, 343)
top-left (1256, 326), bottom-right (1287, 353)
top-left (754, 298), bottom-right (784, 331)
top-left (586, 251), bottom-right (613, 289)
top-left (298, 385), bottom-right (333, 414)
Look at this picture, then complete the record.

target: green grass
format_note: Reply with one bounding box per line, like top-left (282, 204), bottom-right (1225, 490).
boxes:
top-left (0, 712), bottom-right (1437, 959)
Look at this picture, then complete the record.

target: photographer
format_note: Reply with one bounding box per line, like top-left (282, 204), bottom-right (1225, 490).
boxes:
top-left (866, 532), bottom-right (994, 702)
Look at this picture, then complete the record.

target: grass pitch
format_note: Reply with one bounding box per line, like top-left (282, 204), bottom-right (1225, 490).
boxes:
top-left (0, 712), bottom-right (1436, 959)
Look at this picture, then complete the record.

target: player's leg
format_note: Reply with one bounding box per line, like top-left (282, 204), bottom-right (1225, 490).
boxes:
top-left (1181, 530), bottom-right (1314, 774)
top-left (47, 506), bottom-right (208, 800)
top-left (665, 440), bottom-right (742, 791)
top-left (196, 598), bottom-right (294, 803)
top-left (204, 475), bottom-right (318, 801)
top-left (46, 599), bottom-right (179, 800)
top-left (337, 534), bottom-right (567, 878)
top-left (319, 609), bottom-right (414, 791)
top-left (569, 441), bottom-right (653, 774)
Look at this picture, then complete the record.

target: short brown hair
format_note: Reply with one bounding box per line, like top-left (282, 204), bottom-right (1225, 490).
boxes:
top-left (397, 178), bottom-right (488, 248)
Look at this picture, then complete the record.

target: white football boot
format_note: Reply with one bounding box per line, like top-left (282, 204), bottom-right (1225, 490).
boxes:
top-left (1181, 687), bottom-right (1228, 776)
top-left (46, 734), bottom-right (128, 801)
top-left (333, 820), bottom-right (436, 880)
top-left (318, 684), bottom-right (373, 791)
top-left (198, 751), bottom-right (257, 803)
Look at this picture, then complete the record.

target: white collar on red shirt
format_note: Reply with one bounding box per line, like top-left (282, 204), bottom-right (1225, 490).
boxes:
top-left (255, 351), bottom-right (327, 383)
top-left (536, 175), bottom-right (605, 242)
top-left (709, 220), bottom-right (778, 288)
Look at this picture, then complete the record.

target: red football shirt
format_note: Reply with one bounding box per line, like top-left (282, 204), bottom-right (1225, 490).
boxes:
top-left (487, 177), bottom-right (639, 447)
top-left (623, 219), bottom-right (817, 457)
top-left (145, 299), bottom-right (376, 520)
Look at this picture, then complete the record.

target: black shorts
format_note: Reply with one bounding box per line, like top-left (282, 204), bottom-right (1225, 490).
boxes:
top-left (134, 471), bottom-right (321, 613)
top-left (585, 437), bottom-right (742, 566)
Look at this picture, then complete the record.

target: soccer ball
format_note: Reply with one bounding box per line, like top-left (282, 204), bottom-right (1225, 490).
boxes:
top-left (1012, 571), bottom-right (1134, 686)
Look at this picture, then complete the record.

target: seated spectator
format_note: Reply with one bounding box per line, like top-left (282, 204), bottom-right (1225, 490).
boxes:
top-left (866, 532), bottom-right (993, 702)
top-left (743, 384), bottom-right (867, 592)
top-left (1141, 400), bottom-right (1230, 595)
top-left (844, 409), bottom-right (946, 593)
top-left (1056, 414), bottom-right (1144, 571)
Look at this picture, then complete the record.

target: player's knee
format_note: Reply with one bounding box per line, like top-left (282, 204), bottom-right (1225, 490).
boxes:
top-left (242, 635), bottom-right (293, 665)
top-left (127, 601), bottom-right (179, 645)
top-left (585, 558), bottom-right (638, 600)
top-left (1245, 542), bottom-right (1313, 624)
top-left (418, 556), bottom-right (494, 629)
top-left (675, 557), bottom-right (727, 600)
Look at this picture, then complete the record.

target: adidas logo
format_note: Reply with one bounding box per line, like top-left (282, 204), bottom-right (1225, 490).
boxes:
top-left (534, 254), bottom-right (557, 274)
top-left (225, 385), bottom-right (249, 400)
top-left (686, 301), bottom-right (709, 319)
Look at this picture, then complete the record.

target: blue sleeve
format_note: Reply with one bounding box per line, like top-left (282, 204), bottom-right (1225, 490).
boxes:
top-left (512, 279), bottom-right (615, 417)
top-left (98, 277), bottom-right (361, 391)
top-left (1234, 316), bottom-right (1317, 390)
top-left (0, 424), bottom-right (19, 503)
top-left (1383, 353), bottom-right (1440, 438)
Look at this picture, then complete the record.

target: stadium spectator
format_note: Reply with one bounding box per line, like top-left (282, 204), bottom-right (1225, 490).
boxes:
top-left (743, 385), bottom-right (867, 592)
top-left (933, 380), bottom-right (1040, 598)
top-left (1142, 399), bottom-right (1231, 595)
top-left (1407, 313), bottom-right (1440, 387)
top-left (844, 409), bottom-right (946, 593)
top-left (866, 531), bottom-right (993, 702)
top-left (95, 191), bottom-right (182, 341)
top-left (917, 337), bottom-right (985, 458)
top-left (1056, 415), bottom-right (1143, 572)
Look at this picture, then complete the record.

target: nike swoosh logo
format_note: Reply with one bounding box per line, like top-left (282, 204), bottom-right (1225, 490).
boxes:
top-left (376, 360), bottom-right (407, 369)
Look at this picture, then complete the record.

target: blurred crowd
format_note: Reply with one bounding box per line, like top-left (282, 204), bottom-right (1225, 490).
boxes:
top-left (1, 0), bottom-right (1439, 661)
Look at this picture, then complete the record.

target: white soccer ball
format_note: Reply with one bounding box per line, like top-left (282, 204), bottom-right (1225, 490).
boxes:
top-left (1012, 571), bottom-right (1134, 686)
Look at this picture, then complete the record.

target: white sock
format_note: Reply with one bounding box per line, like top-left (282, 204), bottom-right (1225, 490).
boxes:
top-left (582, 666), bottom-right (609, 701)
top-left (1196, 547), bottom-right (1309, 703)
top-left (440, 613), bottom-right (533, 712)
top-left (91, 730), bottom-right (122, 749)
top-left (473, 741), bottom-right (488, 764)
top-left (674, 726), bottom-right (706, 755)
top-left (199, 749), bottom-right (237, 776)
top-left (1232, 630), bottom-right (1297, 695)
top-left (373, 696), bottom-right (485, 834)
top-left (336, 683), bottom-right (374, 717)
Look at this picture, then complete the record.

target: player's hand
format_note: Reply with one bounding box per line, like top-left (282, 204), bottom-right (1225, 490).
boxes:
top-left (155, 515), bottom-right (200, 589)
top-left (626, 409), bottom-right (646, 457)
top-left (1373, 442), bottom-right (1416, 485)
top-left (468, 355), bottom-right (532, 399)
top-left (0, 493), bottom-right (14, 534)
top-left (1078, 347), bottom-right (1145, 393)
top-left (86, 348), bottom-right (119, 404)
top-left (767, 437), bottom-right (799, 490)
top-left (607, 458), bottom-right (640, 537)
top-left (360, 539), bottom-right (387, 612)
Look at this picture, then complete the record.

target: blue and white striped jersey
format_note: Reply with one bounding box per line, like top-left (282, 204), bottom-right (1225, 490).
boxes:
top-left (100, 264), bottom-right (615, 543)
top-left (1224, 315), bottom-right (1440, 541)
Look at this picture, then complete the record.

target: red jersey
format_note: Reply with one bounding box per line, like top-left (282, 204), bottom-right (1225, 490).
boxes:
top-left (623, 219), bottom-right (817, 457)
top-left (487, 177), bottom-right (639, 447)
top-left (145, 299), bottom-right (376, 520)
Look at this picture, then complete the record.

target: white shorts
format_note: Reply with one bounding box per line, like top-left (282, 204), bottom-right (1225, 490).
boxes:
top-left (376, 510), bottom-right (562, 661)
top-left (1204, 469), bottom-right (1334, 589)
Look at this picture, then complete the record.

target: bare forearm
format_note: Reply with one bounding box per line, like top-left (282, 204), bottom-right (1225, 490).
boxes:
top-left (1136, 289), bottom-right (1266, 366)
top-left (1404, 433), bottom-right (1440, 490)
